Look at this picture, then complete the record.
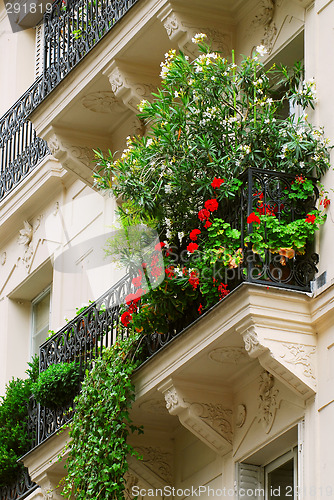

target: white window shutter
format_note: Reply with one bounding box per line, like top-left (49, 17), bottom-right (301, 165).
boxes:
top-left (236, 463), bottom-right (264, 500)
top-left (35, 23), bottom-right (44, 78)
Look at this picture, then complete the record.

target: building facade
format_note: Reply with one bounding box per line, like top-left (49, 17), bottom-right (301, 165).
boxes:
top-left (0, 0), bottom-right (334, 498)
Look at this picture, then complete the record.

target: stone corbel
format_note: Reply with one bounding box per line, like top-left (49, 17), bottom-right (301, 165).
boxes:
top-left (103, 62), bottom-right (156, 114)
top-left (158, 379), bottom-right (233, 456)
top-left (44, 127), bottom-right (98, 186)
top-left (157, 4), bottom-right (232, 58)
top-left (238, 324), bottom-right (316, 399)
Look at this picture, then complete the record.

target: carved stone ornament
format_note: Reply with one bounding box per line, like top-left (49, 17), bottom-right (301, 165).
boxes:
top-left (18, 221), bottom-right (33, 246)
top-left (165, 387), bottom-right (179, 411)
top-left (136, 446), bottom-right (173, 484)
top-left (280, 343), bottom-right (316, 380)
top-left (124, 471), bottom-right (139, 500)
top-left (139, 399), bottom-right (169, 415)
top-left (81, 91), bottom-right (124, 113)
top-left (1, 252), bottom-right (6, 265)
top-left (163, 12), bottom-right (179, 37)
top-left (209, 347), bottom-right (248, 364)
top-left (189, 403), bottom-right (233, 444)
top-left (258, 371), bottom-right (280, 433)
top-left (236, 404), bottom-right (247, 428)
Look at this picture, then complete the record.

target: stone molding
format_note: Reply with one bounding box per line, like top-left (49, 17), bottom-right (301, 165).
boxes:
top-left (238, 324), bottom-right (316, 399)
top-left (158, 379), bottom-right (233, 456)
top-left (44, 128), bottom-right (97, 186)
top-left (157, 4), bottom-right (232, 57)
top-left (103, 62), bottom-right (156, 114)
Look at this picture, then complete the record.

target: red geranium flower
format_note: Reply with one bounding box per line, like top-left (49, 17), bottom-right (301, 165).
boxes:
top-left (204, 220), bottom-right (212, 229)
top-left (155, 241), bottom-right (165, 251)
top-left (198, 208), bottom-right (210, 221)
top-left (121, 311), bottom-right (132, 327)
top-left (187, 242), bottom-right (199, 253)
top-left (247, 212), bottom-right (261, 224)
top-left (305, 214), bottom-right (316, 224)
top-left (204, 199), bottom-right (219, 212)
top-left (211, 177), bottom-right (224, 189)
top-left (190, 229), bottom-right (201, 241)
top-left (188, 270), bottom-right (199, 290)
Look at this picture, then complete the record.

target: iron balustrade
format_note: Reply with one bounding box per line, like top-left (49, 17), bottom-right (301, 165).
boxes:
top-left (0, 468), bottom-right (37, 500)
top-left (26, 168), bottom-right (320, 451)
top-left (0, 82), bottom-right (49, 202)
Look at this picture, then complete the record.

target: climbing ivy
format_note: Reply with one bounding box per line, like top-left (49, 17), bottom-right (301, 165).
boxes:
top-left (61, 332), bottom-right (143, 499)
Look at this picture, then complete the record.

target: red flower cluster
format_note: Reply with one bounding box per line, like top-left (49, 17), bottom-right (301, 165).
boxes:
top-left (188, 271), bottom-right (199, 290)
top-left (305, 214), bottom-right (316, 224)
top-left (190, 229), bottom-right (201, 241)
top-left (121, 310), bottom-right (132, 327)
top-left (198, 208), bottom-right (210, 221)
top-left (212, 278), bottom-right (230, 300)
top-left (295, 175), bottom-right (305, 184)
top-left (187, 242), bottom-right (199, 253)
top-left (155, 241), bottom-right (165, 251)
top-left (204, 199), bottom-right (219, 212)
top-left (165, 266), bottom-right (175, 278)
top-left (211, 177), bottom-right (224, 189)
top-left (247, 212), bottom-right (261, 224)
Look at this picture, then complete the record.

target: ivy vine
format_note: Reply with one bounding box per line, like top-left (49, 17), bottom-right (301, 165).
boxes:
top-left (61, 332), bottom-right (143, 499)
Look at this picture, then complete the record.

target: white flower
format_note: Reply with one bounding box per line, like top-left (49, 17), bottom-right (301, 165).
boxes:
top-left (255, 45), bottom-right (268, 57)
top-left (178, 231), bottom-right (185, 242)
top-left (192, 33), bottom-right (207, 44)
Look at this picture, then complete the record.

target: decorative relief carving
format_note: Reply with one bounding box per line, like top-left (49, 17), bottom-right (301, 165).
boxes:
top-left (81, 91), bottom-right (124, 113)
top-left (165, 387), bottom-right (179, 411)
top-left (1, 252), bottom-right (6, 266)
top-left (280, 343), bottom-right (316, 380)
top-left (136, 446), bottom-right (172, 484)
top-left (189, 403), bottom-right (233, 443)
top-left (163, 13), bottom-right (179, 36)
top-left (18, 221), bottom-right (33, 246)
top-left (209, 347), bottom-right (248, 364)
top-left (139, 399), bottom-right (169, 415)
top-left (258, 371), bottom-right (279, 433)
top-left (124, 471), bottom-right (139, 500)
top-left (236, 404), bottom-right (247, 428)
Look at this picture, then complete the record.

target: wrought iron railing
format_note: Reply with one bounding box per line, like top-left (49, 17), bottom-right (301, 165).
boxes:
top-left (26, 167), bottom-right (319, 450)
top-left (26, 0), bottom-right (140, 112)
top-left (223, 167), bottom-right (319, 291)
top-left (0, 468), bottom-right (38, 500)
top-left (0, 83), bottom-right (49, 202)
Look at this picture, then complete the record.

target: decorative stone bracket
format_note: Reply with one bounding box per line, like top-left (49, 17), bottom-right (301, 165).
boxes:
top-left (157, 4), bottom-right (232, 58)
top-left (158, 379), bottom-right (233, 456)
top-left (44, 127), bottom-right (102, 186)
top-left (103, 62), bottom-right (157, 115)
top-left (239, 324), bottom-right (316, 399)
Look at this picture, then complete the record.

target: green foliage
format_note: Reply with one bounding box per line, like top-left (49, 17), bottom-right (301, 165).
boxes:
top-left (61, 334), bottom-right (143, 499)
top-left (0, 377), bottom-right (32, 486)
top-left (93, 40), bottom-right (331, 246)
top-left (32, 362), bottom-right (81, 409)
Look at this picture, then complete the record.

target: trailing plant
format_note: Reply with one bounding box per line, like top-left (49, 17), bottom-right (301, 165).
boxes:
top-left (0, 355), bottom-right (39, 487)
top-left (32, 361), bottom-right (81, 409)
top-left (61, 333), bottom-right (143, 499)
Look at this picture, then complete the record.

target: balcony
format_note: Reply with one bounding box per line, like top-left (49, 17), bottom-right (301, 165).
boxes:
top-left (20, 167), bottom-right (319, 461)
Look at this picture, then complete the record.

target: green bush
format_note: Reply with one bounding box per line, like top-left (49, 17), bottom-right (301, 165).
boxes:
top-left (32, 362), bottom-right (81, 409)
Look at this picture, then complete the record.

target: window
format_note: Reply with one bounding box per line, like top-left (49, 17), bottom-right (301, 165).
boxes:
top-left (265, 449), bottom-right (297, 499)
top-left (31, 287), bottom-right (51, 356)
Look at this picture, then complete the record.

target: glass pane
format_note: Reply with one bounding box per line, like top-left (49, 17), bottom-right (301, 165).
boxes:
top-left (32, 291), bottom-right (50, 336)
top-left (267, 458), bottom-right (294, 499)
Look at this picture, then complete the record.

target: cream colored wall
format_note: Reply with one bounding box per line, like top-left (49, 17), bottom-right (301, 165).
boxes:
top-left (0, 0), bottom-right (36, 116)
top-left (0, 158), bottom-right (123, 395)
